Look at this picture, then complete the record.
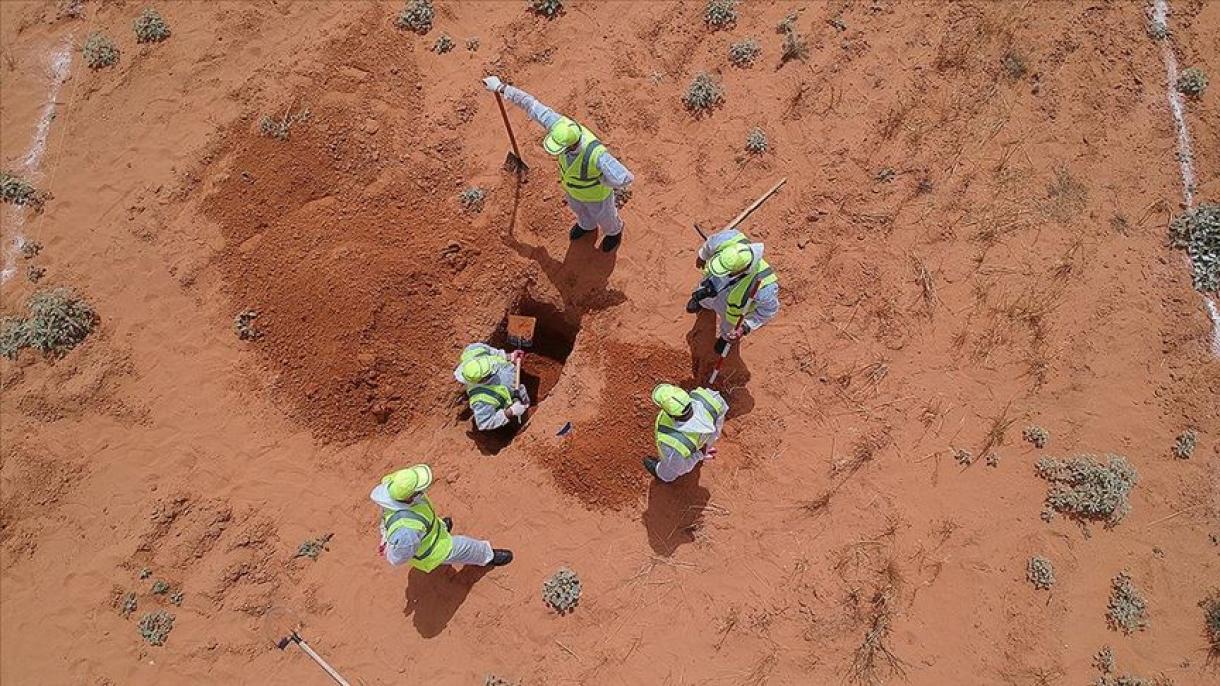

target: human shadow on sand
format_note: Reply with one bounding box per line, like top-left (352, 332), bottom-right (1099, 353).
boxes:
top-left (642, 465), bottom-right (712, 557)
top-left (402, 564), bottom-right (491, 638)
top-left (502, 177), bottom-right (627, 316)
top-left (684, 309), bottom-right (755, 418)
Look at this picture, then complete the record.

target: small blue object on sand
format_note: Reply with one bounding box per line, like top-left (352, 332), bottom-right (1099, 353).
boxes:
top-left (556, 421), bottom-right (572, 437)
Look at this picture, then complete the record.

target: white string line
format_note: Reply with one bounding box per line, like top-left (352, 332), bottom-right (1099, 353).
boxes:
top-left (1149, 0), bottom-right (1220, 356)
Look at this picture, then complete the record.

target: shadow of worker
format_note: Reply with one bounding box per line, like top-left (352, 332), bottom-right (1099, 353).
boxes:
top-left (402, 564), bottom-right (491, 638)
top-left (502, 181), bottom-right (625, 315)
top-left (642, 464), bottom-right (711, 557)
top-left (684, 308), bottom-right (755, 419)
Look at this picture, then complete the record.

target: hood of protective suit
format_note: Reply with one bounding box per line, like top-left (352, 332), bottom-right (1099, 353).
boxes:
top-left (369, 483), bottom-right (414, 512)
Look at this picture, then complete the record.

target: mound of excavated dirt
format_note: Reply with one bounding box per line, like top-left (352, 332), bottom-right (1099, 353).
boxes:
top-left (534, 343), bottom-right (691, 509)
top-left (203, 96), bottom-right (530, 444)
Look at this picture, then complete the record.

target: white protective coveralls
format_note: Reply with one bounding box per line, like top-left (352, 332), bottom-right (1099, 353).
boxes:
top-left (500, 85), bottom-right (635, 236)
top-left (696, 229), bottom-right (781, 337)
top-left (369, 483), bottom-right (494, 567)
top-left (656, 388), bottom-right (728, 483)
top-left (453, 343), bottom-right (530, 431)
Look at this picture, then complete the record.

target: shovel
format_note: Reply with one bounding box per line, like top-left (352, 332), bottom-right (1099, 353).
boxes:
top-left (274, 629), bottom-right (351, 686)
top-left (507, 314), bottom-right (536, 424)
top-left (494, 92), bottom-right (528, 177)
top-left (507, 314), bottom-right (536, 349)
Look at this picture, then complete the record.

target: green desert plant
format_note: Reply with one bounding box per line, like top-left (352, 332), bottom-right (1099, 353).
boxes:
top-left (529, 0), bottom-right (564, 19)
top-left (1146, 14), bottom-right (1169, 40)
top-left (1, 172), bottom-right (50, 210)
top-left (683, 72), bottom-right (724, 114)
top-left (1172, 429), bottom-right (1196, 459)
top-left (1176, 67), bottom-right (1208, 97)
top-left (133, 8), bottom-right (171, 43)
top-left (485, 676), bottom-right (518, 686)
top-left (466, 37), bottom-right (480, 51)
top-left (953, 447), bottom-right (974, 466)
top-left (1001, 50), bottom-right (1027, 80)
top-left (542, 567), bottom-right (581, 615)
top-left (27, 265), bottom-right (46, 283)
top-left (117, 592), bottom-right (138, 618)
top-left (295, 533), bottom-right (333, 560)
top-left (1169, 202), bottom-right (1219, 293)
top-left (745, 127), bottom-right (768, 154)
top-left (259, 107), bottom-right (310, 141)
top-left (138, 567), bottom-right (152, 579)
top-left (1026, 556), bottom-right (1055, 590)
top-left (1094, 646), bottom-right (1116, 674)
top-left (776, 11), bottom-right (798, 34)
top-left (704, 0), bottom-right (738, 29)
top-left (1106, 571), bottom-right (1147, 634)
top-left (459, 186), bottom-right (486, 213)
top-left (19, 239), bottom-right (42, 258)
top-left (169, 591), bottom-right (184, 606)
top-left (1035, 454), bottom-right (1138, 527)
top-left (151, 580), bottom-right (170, 595)
top-left (875, 167), bottom-right (896, 183)
top-left (83, 32), bottom-right (119, 69)
top-left (780, 25), bottom-right (808, 63)
top-left (728, 38), bottom-right (760, 67)
top-left (1023, 425), bottom-right (1050, 449)
top-left (0, 288), bottom-right (97, 359)
top-left (1202, 590), bottom-right (1220, 654)
top-left (432, 34), bottom-right (454, 54)
top-left (234, 310), bottom-right (262, 340)
top-left (138, 610), bottom-right (175, 646)
top-left (396, 0), bottom-right (433, 33)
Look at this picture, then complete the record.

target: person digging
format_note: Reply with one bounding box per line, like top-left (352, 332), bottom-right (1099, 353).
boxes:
top-left (482, 76), bottom-right (634, 253)
top-left (644, 383), bottom-right (729, 483)
top-left (371, 464), bottom-right (513, 570)
top-left (454, 342), bottom-right (530, 431)
top-left (687, 227), bottom-right (780, 355)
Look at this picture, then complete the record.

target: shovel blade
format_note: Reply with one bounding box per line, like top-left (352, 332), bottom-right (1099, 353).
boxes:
top-left (507, 314), bottom-right (536, 348)
top-left (503, 152), bottom-right (529, 175)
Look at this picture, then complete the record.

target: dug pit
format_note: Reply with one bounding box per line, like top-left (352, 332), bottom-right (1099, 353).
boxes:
top-left (464, 298), bottom-right (578, 455)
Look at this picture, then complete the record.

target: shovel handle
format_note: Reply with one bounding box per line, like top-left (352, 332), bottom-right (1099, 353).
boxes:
top-left (514, 358), bottom-right (524, 424)
top-left (293, 636), bottom-right (351, 686)
top-left (494, 92), bottom-right (524, 162)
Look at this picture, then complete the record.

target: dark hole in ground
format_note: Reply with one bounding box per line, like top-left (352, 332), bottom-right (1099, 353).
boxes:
top-left (465, 296), bottom-right (578, 456)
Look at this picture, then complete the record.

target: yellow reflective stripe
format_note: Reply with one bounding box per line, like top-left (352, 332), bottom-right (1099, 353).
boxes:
top-left (690, 389), bottom-right (726, 417)
top-left (468, 384), bottom-right (511, 408)
top-left (384, 506), bottom-right (440, 561)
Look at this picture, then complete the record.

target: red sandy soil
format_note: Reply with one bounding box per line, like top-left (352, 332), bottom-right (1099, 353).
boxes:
top-left (2, 1), bottom-right (1219, 685)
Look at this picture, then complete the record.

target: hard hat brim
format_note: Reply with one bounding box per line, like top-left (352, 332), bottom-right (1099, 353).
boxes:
top-left (542, 134), bottom-right (567, 155)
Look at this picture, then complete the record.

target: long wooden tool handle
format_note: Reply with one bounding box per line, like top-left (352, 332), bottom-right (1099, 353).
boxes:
top-left (723, 177), bottom-right (787, 232)
top-left (295, 638), bottom-right (352, 686)
top-left (494, 92), bottom-right (524, 161)
top-left (514, 359), bottom-right (523, 424)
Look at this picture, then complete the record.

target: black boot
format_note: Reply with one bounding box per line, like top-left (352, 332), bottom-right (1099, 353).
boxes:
top-left (600, 233), bottom-right (622, 252)
top-left (714, 337), bottom-right (730, 355)
top-left (642, 457), bottom-right (660, 478)
top-left (569, 224), bottom-right (594, 241)
top-left (685, 296), bottom-right (702, 313)
top-left (442, 517), bottom-right (453, 531)
top-left (490, 549), bottom-right (514, 566)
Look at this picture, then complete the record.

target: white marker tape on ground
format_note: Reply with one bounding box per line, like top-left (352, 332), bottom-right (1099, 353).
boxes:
top-left (1, 38), bottom-right (74, 285)
top-left (1150, 0), bottom-right (1220, 356)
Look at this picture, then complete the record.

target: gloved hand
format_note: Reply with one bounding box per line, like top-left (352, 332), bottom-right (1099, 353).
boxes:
top-left (507, 401), bottom-right (528, 417)
top-left (704, 446), bottom-right (718, 460)
top-left (509, 349), bottom-right (524, 364)
top-left (482, 76), bottom-right (504, 93)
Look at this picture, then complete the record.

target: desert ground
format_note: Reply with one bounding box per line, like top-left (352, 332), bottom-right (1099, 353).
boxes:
top-left (2, 1), bottom-right (1218, 684)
